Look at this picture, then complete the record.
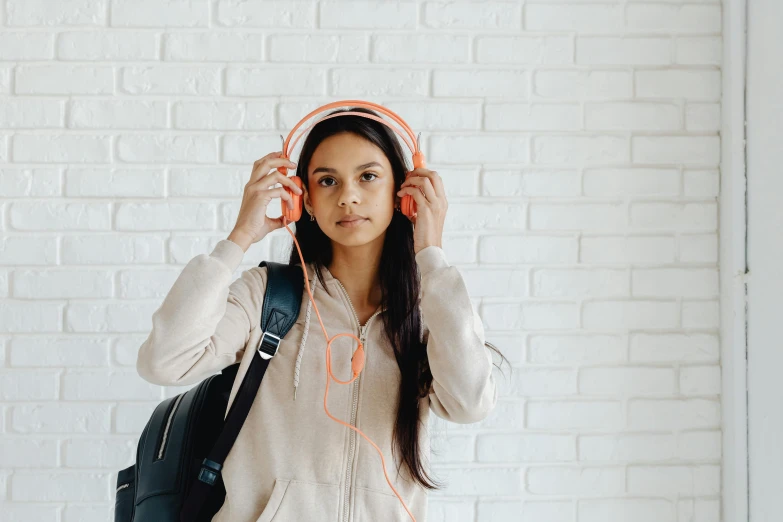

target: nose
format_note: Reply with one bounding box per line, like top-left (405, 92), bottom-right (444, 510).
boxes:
top-left (337, 182), bottom-right (361, 207)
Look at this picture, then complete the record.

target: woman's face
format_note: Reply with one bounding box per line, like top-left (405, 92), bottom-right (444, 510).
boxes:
top-left (303, 132), bottom-right (398, 247)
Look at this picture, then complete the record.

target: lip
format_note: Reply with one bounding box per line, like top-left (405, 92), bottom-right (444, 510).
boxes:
top-left (337, 217), bottom-right (368, 227)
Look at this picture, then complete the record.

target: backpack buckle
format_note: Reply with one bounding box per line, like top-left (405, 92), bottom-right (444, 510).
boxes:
top-left (257, 331), bottom-right (281, 360)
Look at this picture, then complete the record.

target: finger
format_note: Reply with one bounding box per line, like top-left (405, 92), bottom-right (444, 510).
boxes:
top-left (401, 175), bottom-right (436, 202)
top-left (397, 186), bottom-right (428, 209)
top-left (253, 171), bottom-right (303, 196)
top-left (406, 169), bottom-right (444, 199)
top-left (255, 186), bottom-right (295, 208)
top-left (249, 156), bottom-right (297, 184)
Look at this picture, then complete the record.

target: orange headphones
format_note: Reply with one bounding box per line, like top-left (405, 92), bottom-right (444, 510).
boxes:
top-left (273, 100), bottom-right (426, 521)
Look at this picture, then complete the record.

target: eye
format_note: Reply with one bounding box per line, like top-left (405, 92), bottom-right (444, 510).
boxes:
top-left (317, 172), bottom-right (378, 187)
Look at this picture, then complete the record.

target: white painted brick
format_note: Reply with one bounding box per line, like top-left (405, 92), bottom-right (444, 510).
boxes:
top-left (632, 268), bottom-right (718, 298)
top-left (528, 334), bottom-right (626, 365)
top-left (527, 466), bottom-right (625, 495)
top-left (536, 70), bottom-right (633, 99)
top-left (630, 202), bottom-right (717, 230)
top-left (0, 438), bottom-right (57, 466)
top-left (122, 66), bottom-right (220, 95)
top-left (532, 268), bottom-right (629, 298)
top-left (0, 168), bottom-right (62, 197)
top-left (2, 505), bottom-right (59, 520)
top-left (443, 236), bottom-right (478, 264)
top-left (482, 302), bottom-right (579, 331)
top-left (164, 32), bottom-right (265, 62)
top-left (431, 135), bottom-right (529, 164)
top-left (60, 233), bottom-right (165, 265)
top-left (430, 501), bottom-right (475, 522)
top-left (6, 0), bottom-right (106, 26)
top-left (0, 370), bottom-right (57, 399)
top-left (13, 269), bottom-right (113, 299)
top-left (216, 0), bottom-right (316, 28)
top-left (577, 37), bottom-right (671, 65)
top-left (485, 103), bottom-right (581, 131)
top-left (66, 168), bottom-right (164, 197)
top-left (12, 134), bottom-right (111, 163)
top-left (383, 100), bottom-right (482, 130)
top-left (579, 499), bottom-right (674, 522)
top-left (533, 135), bottom-right (629, 165)
top-left (432, 467), bottom-right (522, 496)
top-left (16, 65), bottom-right (114, 94)
top-left (479, 235), bottom-right (578, 264)
top-left (110, 0), bottom-right (209, 27)
top-left (635, 70), bottom-right (721, 100)
top-left (626, 4), bottom-right (721, 34)
top-left (11, 471), bottom-right (109, 501)
top-left (115, 202), bottom-right (216, 230)
top-left (62, 370), bottom-right (159, 400)
top-left (677, 499), bottom-right (720, 522)
top-left (505, 368), bottom-right (577, 397)
top-left (373, 34), bottom-right (469, 64)
top-left (332, 68), bottom-right (428, 97)
top-left (460, 268), bottom-right (527, 298)
top-left (269, 34), bottom-right (368, 63)
top-left (0, 236), bottom-right (58, 265)
top-left (434, 70), bottom-right (527, 98)
top-left (679, 233), bottom-right (718, 263)
top-left (627, 465), bottom-right (720, 496)
top-left (0, 32), bottom-right (55, 60)
top-left (630, 333), bottom-right (719, 363)
top-left (478, 434), bottom-right (576, 462)
top-left (479, 501), bottom-right (574, 522)
top-left (9, 201), bottom-right (111, 231)
top-left (12, 403), bottom-right (111, 433)
top-left (69, 100), bottom-right (167, 129)
top-left (483, 169), bottom-right (580, 197)
top-left (63, 438), bottom-right (136, 468)
top-left (583, 301), bottom-right (679, 330)
top-left (678, 431), bottom-right (721, 460)
top-left (586, 170), bottom-right (680, 199)
top-left (682, 300), bottom-right (719, 329)
top-left (633, 136), bottom-right (720, 166)
top-left (173, 101), bottom-right (244, 130)
top-left (580, 367), bottom-right (676, 396)
top-left (527, 401), bottom-right (623, 430)
top-left (676, 37), bottom-right (722, 65)
top-left (0, 67), bottom-right (11, 93)
top-left (424, 2), bottom-right (522, 30)
top-left (686, 103), bottom-right (721, 131)
top-left (65, 301), bottom-right (158, 332)
top-left (169, 167), bottom-right (243, 196)
top-left (526, 4), bottom-right (624, 32)
top-left (628, 399), bottom-right (720, 430)
top-left (117, 135), bottom-right (217, 163)
top-left (579, 434), bottom-right (676, 462)
top-left (585, 102), bottom-right (681, 131)
top-left (321, 1), bottom-right (417, 29)
top-left (58, 32), bottom-right (159, 61)
top-left (683, 169), bottom-right (720, 197)
top-left (227, 67), bottom-right (326, 96)
top-left (476, 36), bottom-right (573, 65)
top-left (0, 99), bottom-right (64, 128)
top-left (9, 337), bottom-right (109, 367)
top-left (444, 203), bottom-right (525, 231)
top-left (222, 135), bottom-right (281, 164)
top-left (529, 203), bottom-right (626, 232)
top-left (115, 402), bottom-right (159, 434)
top-left (430, 433), bottom-right (475, 463)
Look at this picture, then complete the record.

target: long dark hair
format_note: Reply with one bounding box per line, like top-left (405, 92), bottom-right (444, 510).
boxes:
top-left (285, 107), bottom-right (509, 490)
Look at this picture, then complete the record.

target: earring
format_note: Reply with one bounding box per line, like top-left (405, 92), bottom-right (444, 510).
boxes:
top-left (309, 212), bottom-right (315, 221)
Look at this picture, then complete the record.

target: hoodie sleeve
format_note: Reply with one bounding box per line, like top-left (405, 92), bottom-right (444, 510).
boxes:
top-left (415, 246), bottom-right (498, 424)
top-left (136, 239), bottom-right (268, 387)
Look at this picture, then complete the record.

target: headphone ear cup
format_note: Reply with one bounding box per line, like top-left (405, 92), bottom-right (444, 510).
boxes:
top-left (280, 173), bottom-right (303, 222)
top-left (401, 194), bottom-right (416, 218)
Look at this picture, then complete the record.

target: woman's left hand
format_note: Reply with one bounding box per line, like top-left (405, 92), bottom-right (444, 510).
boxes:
top-left (397, 168), bottom-right (447, 255)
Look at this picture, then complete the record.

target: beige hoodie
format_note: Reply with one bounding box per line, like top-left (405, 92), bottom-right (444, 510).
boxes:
top-left (136, 238), bottom-right (497, 522)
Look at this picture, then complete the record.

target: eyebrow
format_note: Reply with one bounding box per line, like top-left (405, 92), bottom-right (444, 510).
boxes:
top-left (312, 161), bottom-right (383, 175)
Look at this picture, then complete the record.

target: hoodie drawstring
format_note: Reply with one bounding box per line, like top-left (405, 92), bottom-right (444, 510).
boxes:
top-left (293, 279), bottom-right (315, 400)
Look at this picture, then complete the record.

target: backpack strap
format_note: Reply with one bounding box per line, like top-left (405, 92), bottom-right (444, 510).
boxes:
top-left (180, 261), bottom-right (304, 522)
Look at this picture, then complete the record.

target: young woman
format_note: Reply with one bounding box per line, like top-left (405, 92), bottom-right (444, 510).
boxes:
top-left (137, 107), bottom-right (508, 522)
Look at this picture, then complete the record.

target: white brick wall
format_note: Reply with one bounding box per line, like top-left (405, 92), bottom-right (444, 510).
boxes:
top-left (0, 1), bottom-right (722, 521)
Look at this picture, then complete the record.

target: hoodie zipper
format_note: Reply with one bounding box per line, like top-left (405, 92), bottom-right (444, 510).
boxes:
top-left (334, 279), bottom-right (382, 522)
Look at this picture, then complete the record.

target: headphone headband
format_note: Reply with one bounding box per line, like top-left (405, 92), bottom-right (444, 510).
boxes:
top-left (279, 100), bottom-right (426, 171)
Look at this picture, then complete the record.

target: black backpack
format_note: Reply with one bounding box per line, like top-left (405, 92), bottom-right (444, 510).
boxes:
top-left (114, 260), bottom-right (305, 522)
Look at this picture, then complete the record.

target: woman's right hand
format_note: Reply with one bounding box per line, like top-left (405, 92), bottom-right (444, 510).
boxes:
top-left (228, 151), bottom-right (302, 251)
